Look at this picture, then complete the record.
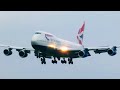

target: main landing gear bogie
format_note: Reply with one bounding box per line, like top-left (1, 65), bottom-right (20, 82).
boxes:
top-left (41, 57), bottom-right (46, 64)
top-left (68, 58), bottom-right (73, 64)
top-left (40, 57), bottom-right (73, 65)
top-left (61, 60), bottom-right (67, 64)
top-left (52, 60), bottom-right (57, 64)
top-left (68, 61), bottom-right (73, 64)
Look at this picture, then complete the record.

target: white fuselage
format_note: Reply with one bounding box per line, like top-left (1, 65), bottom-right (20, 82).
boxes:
top-left (31, 31), bottom-right (84, 52)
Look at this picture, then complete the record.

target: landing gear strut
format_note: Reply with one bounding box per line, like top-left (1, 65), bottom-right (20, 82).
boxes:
top-left (68, 58), bottom-right (73, 64)
top-left (61, 58), bottom-right (67, 64)
top-left (41, 57), bottom-right (46, 64)
top-left (35, 50), bottom-right (41, 58)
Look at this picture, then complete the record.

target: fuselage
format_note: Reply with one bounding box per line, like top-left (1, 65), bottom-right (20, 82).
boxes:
top-left (31, 31), bottom-right (83, 57)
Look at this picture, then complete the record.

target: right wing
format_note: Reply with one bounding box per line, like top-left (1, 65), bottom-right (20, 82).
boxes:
top-left (0, 44), bottom-right (35, 58)
top-left (0, 44), bottom-right (35, 51)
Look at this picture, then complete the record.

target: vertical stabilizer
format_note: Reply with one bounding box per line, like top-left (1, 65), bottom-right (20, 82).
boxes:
top-left (77, 22), bottom-right (85, 45)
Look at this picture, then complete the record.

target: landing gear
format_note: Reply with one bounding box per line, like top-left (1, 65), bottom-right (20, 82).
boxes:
top-left (52, 60), bottom-right (57, 64)
top-left (35, 50), bottom-right (41, 58)
top-left (52, 57), bottom-right (57, 64)
top-left (61, 58), bottom-right (67, 64)
top-left (57, 57), bottom-right (60, 61)
top-left (41, 57), bottom-right (46, 64)
top-left (68, 58), bottom-right (73, 64)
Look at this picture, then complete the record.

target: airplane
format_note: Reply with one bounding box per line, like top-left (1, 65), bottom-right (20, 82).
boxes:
top-left (0, 22), bottom-right (119, 64)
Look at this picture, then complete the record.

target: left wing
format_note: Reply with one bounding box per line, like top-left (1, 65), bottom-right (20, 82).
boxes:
top-left (87, 46), bottom-right (120, 56)
top-left (58, 45), bottom-right (120, 58)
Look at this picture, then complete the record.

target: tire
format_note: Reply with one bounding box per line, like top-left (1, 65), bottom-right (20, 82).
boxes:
top-left (55, 61), bottom-right (57, 64)
top-left (41, 58), bottom-right (43, 61)
top-left (44, 61), bottom-right (46, 64)
top-left (65, 61), bottom-right (67, 64)
top-left (68, 58), bottom-right (70, 61)
top-left (71, 62), bottom-right (73, 64)
top-left (37, 56), bottom-right (39, 58)
top-left (52, 60), bottom-right (53, 63)
top-left (68, 61), bottom-right (70, 64)
top-left (61, 60), bottom-right (63, 64)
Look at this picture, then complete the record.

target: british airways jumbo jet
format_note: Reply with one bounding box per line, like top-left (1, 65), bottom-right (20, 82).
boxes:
top-left (0, 22), bottom-right (119, 64)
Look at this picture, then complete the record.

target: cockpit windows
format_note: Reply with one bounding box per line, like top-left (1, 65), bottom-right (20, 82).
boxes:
top-left (35, 32), bottom-right (41, 34)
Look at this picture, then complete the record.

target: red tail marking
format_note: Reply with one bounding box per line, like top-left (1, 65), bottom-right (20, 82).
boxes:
top-left (78, 22), bottom-right (85, 34)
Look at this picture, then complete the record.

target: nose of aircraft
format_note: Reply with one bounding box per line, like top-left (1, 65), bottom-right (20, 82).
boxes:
top-left (31, 34), bottom-right (39, 45)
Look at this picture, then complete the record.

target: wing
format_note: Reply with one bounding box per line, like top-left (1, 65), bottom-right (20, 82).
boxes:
top-left (87, 46), bottom-right (120, 55)
top-left (55, 45), bottom-right (120, 58)
top-left (0, 44), bottom-right (34, 51)
top-left (0, 44), bottom-right (35, 58)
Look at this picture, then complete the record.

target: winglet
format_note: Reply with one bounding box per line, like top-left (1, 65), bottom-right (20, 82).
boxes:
top-left (77, 22), bottom-right (85, 45)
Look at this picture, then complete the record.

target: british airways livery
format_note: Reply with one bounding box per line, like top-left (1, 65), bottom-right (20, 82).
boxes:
top-left (0, 22), bottom-right (119, 64)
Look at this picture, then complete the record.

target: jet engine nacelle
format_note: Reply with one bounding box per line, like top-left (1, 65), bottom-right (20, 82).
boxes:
top-left (3, 49), bottom-right (12, 56)
top-left (19, 50), bottom-right (28, 58)
top-left (107, 46), bottom-right (117, 56)
top-left (78, 48), bottom-right (91, 58)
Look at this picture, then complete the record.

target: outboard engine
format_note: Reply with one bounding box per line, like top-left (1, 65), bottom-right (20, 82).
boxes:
top-left (78, 48), bottom-right (91, 58)
top-left (3, 48), bottom-right (12, 56)
top-left (107, 46), bottom-right (117, 56)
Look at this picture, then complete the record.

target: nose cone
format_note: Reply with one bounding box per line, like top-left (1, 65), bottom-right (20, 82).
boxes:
top-left (31, 34), bottom-right (39, 46)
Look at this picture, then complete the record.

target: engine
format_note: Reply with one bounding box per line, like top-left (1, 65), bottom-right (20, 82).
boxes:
top-left (3, 49), bottom-right (12, 56)
top-left (79, 50), bottom-right (86, 57)
top-left (78, 48), bottom-right (91, 58)
top-left (19, 50), bottom-right (28, 58)
top-left (107, 46), bottom-right (117, 56)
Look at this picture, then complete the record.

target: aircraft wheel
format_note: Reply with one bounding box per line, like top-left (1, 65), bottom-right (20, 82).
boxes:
top-left (41, 57), bottom-right (46, 64)
top-left (68, 58), bottom-right (70, 62)
top-left (61, 60), bottom-right (64, 64)
top-left (68, 62), bottom-right (70, 64)
top-left (55, 60), bottom-right (57, 64)
top-left (44, 61), bottom-right (46, 64)
top-left (64, 60), bottom-right (67, 64)
top-left (37, 56), bottom-right (39, 58)
top-left (71, 61), bottom-right (73, 64)
top-left (41, 58), bottom-right (43, 61)
top-left (68, 61), bottom-right (73, 64)
top-left (42, 61), bottom-right (46, 64)
top-left (52, 60), bottom-right (54, 64)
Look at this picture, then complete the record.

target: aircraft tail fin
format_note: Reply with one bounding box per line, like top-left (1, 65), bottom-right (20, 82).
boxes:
top-left (77, 22), bottom-right (85, 45)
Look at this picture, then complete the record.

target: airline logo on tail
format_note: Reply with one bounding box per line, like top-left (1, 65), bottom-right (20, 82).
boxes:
top-left (77, 22), bottom-right (85, 45)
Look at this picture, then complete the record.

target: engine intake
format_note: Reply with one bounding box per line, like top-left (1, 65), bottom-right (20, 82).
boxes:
top-left (19, 50), bottom-right (28, 58)
top-left (3, 49), bottom-right (12, 56)
top-left (79, 51), bottom-right (86, 57)
top-left (78, 48), bottom-right (91, 58)
top-left (107, 46), bottom-right (117, 56)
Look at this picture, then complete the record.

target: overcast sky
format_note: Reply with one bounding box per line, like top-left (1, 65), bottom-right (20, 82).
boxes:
top-left (0, 11), bottom-right (120, 79)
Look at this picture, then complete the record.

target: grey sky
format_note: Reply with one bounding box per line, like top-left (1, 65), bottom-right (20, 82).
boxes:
top-left (0, 11), bottom-right (120, 79)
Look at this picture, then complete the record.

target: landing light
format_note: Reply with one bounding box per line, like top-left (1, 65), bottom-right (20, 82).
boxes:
top-left (48, 44), bottom-right (56, 49)
top-left (61, 46), bottom-right (68, 52)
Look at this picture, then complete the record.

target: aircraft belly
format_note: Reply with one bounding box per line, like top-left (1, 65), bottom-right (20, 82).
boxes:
top-left (32, 45), bottom-right (79, 58)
